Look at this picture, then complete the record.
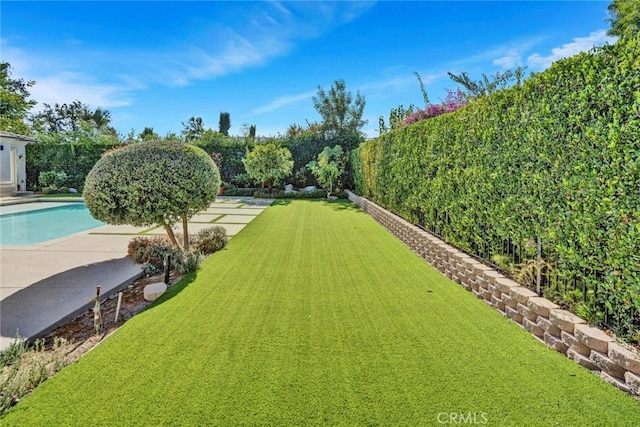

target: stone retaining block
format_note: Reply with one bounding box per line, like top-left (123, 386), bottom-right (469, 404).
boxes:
top-left (590, 351), bottom-right (627, 379)
top-left (561, 331), bottom-right (591, 357)
top-left (516, 303), bottom-right (537, 321)
top-left (567, 348), bottom-right (598, 370)
top-left (625, 371), bottom-right (640, 395)
top-left (600, 372), bottom-right (632, 394)
top-left (549, 309), bottom-right (586, 334)
top-left (544, 332), bottom-right (568, 354)
top-left (510, 287), bottom-right (537, 305)
top-left (506, 306), bottom-right (523, 324)
top-left (574, 324), bottom-right (613, 354)
top-left (537, 317), bottom-right (562, 337)
top-left (527, 297), bottom-right (559, 318)
top-left (495, 277), bottom-right (519, 294)
top-left (608, 342), bottom-right (640, 376)
top-left (523, 318), bottom-right (544, 337)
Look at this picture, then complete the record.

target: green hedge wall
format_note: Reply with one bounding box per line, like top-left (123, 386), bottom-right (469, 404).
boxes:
top-left (351, 38), bottom-right (640, 342)
top-left (26, 142), bottom-right (120, 191)
top-left (192, 136), bottom-right (252, 183)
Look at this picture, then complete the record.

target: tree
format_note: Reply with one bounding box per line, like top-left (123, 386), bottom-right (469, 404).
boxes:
top-left (32, 100), bottom-right (104, 134)
top-left (447, 67), bottom-right (527, 100)
top-left (0, 62), bottom-right (36, 135)
top-left (219, 111), bottom-right (231, 136)
top-left (84, 140), bottom-right (220, 250)
top-left (139, 127), bottom-right (159, 141)
top-left (242, 142), bottom-right (293, 191)
top-left (307, 145), bottom-right (345, 196)
top-left (238, 123), bottom-right (255, 140)
top-left (312, 79), bottom-right (367, 140)
top-left (181, 116), bottom-right (205, 142)
top-left (82, 107), bottom-right (111, 129)
top-left (607, 0), bottom-right (640, 38)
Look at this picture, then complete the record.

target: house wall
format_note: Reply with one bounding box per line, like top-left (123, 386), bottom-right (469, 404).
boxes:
top-left (0, 134), bottom-right (32, 195)
top-left (0, 142), bottom-right (13, 184)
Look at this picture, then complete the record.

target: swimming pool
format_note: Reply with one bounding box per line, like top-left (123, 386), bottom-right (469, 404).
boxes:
top-left (0, 202), bottom-right (105, 246)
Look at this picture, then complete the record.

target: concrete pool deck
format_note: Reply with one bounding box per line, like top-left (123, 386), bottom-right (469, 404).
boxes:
top-left (0, 197), bottom-right (272, 351)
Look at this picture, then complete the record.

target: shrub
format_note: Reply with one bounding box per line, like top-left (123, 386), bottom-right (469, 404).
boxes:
top-left (307, 145), bottom-right (346, 195)
top-left (193, 226), bottom-right (227, 255)
top-left (128, 235), bottom-right (210, 275)
top-left (231, 173), bottom-right (254, 188)
top-left (403, 89), bottom-right (467, 125)
top-left (177, 250), bottom-right (204, 274)
top-left (0, 337), bottom-right (72, 414)
top-left (141, 262), bottom-right (162, 276)
top-left (127, 236), bottom-right (181, 269)
top-left (38, 171), bottom-right (68, 192)
top-left (0, 337), bottom-right (25, 369)
top-left (127, 236), bottom-right (170, 263)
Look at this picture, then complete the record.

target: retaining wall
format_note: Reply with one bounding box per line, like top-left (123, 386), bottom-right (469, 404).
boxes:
top-left (348, 191), bottom-right (640, 397)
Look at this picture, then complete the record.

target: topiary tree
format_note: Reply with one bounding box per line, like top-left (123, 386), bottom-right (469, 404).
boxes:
top-left (307, 145), bottom-right (345, 197)
top-left (84, 140), bottom-right (220, 250)
top-left (242, 142), bottom-right (293, 191)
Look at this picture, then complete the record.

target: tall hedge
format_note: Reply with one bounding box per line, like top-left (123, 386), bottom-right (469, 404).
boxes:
top-left (26, 142), bottom-right (120, 190)
top-left (351, 38), bottom-right (640, 342)
top-left (192, 134), bottom-right (251, 182)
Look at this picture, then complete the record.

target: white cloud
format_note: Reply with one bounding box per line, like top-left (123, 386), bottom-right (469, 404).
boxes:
top-left (252, 90), bottom-right (315, 114)
top-left (2, 2), bottom-right (375, 108)
top-left (31, 72), bottom-right (134, 109)
top-left (162, 1), bottom-right (375, 86)
top-left (1, 40), bottom-right (137, 109)
top-left (493, 48), bottom-right (525, 69)
top-left (527, 30), bottom-right (615, 70)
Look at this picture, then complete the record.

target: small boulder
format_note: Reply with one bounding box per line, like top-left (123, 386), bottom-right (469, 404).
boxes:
top-left (303, 186), bottom-right (317, 193)
top-left (284, 184), bottom-right (295, 194)
top-left (68, 188), bottom-right (78, 194)
top-left (144, 282), bottom-right (167, 301)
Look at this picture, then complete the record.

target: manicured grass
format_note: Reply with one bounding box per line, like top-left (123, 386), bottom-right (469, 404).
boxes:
top-left (3, 200), bottom-right (639, 425)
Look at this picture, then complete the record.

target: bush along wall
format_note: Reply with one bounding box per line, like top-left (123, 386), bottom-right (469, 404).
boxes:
top-left (350, 38), bottom-right (640, 344)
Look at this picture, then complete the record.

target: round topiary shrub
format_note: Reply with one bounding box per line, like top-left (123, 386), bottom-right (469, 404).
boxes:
top-left (84, 140), bottom-right (220, 248)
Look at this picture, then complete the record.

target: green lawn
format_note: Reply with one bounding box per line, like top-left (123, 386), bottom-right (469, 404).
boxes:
top-left (3, 200), bottom-right (639, 425)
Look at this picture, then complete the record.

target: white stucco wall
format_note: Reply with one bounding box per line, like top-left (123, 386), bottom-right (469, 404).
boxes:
top-left (0, 132), bottom-right (36, 195)
top-left (0, 142), bottom-right (12, 184)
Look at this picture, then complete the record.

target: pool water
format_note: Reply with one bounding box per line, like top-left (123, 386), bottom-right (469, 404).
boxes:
top-left (0, 203), bottom-right (105, 246)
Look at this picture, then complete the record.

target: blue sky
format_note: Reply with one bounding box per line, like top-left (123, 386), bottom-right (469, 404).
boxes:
top-left (1, 1), bottom-right (615, 138)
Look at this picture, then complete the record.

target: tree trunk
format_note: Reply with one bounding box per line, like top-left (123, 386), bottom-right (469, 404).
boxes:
top-left (182, 215), bottom-right (189, 251)
top-left (163, 222), bottom-right (180, 248)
